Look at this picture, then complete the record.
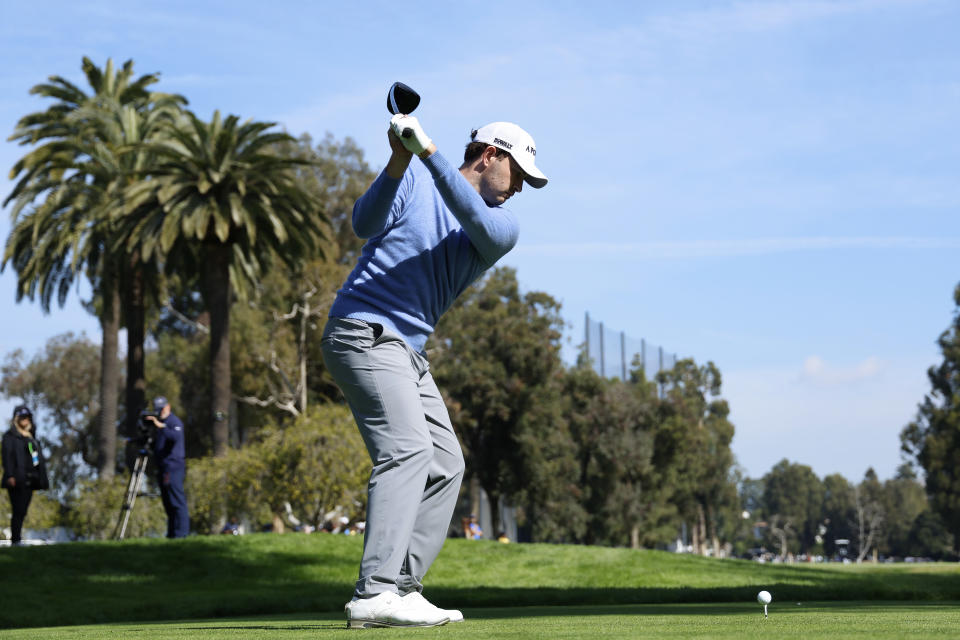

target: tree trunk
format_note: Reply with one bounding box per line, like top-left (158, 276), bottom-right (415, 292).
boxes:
top-left (488, 491), bottom-right (500, 540)
top-left (272, 512), bottom-right (285, 534)
top-left (698, 504), bottom-right (708, 556)
top-left (124, 254), bottom-right (146, 435)
top-left (630, 524), bottom-right (641, 550)
top-left (204, 243), bottom-right (232, 457)
top-left (97, 281), bottom-right (121, 480)
top-left (229, 397), bottom-right (240, 448)
top-left (708, 504), bottom-right (720, 557)
top-left (469, 476), bottom-right (481, 525)
top-left (299, 298), bottom-right (308, 413)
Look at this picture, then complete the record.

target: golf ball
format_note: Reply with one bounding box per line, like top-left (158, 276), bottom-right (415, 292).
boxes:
top-left (757, 590), bottom-right (772, 605)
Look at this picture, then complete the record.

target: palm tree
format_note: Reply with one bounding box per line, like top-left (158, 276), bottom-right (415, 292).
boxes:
top-left (81, 96), bottom-right (185, 439)
top-left (121, 110), bottom-right (327, 456)
top-left (3, 57), bottom-right (184, 478)
top-left (4, 165), bottom-right (123, 477)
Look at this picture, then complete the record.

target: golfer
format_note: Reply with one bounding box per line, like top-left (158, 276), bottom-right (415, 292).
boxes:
top-left (321, 114), bottom-right (547, 628)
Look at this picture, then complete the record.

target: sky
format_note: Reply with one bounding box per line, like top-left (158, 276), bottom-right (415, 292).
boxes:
top-left (1, 0), bottom-right (958, 483)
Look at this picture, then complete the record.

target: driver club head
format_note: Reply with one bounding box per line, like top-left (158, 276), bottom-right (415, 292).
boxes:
top-left (387, 82), bottom-right (420, 138)
top-left (387, 81), bottom-right (420, 115)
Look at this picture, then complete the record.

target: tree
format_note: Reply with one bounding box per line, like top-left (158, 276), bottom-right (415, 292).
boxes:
top-left (901, 283), bottom-right (960, 552)
top-left (767, 514), bottom-right (795, 558)
top-left (510, 369), bottom-right (586, 543)
top-left (277, 133), bottom-right (375, 265)
top-left (3, 57), bottom-right (184, 477)
top-left (248, 406), bottom-right (369, 531)
top-left (731, 474), bottom-right (763, 556)
top-left (762, 459), bottom-right (824, 555)
top-left (654, 359), bottom-right (739, 555)
top-left (149, 133), bottom-right (373, 440)
top-left (584, 378), bottom-right (658, 548)
top-left (0, 333), bottom-right (107, 494)
top-left (906, 510), bottom-right (956, 560)
top-left (739, 477), bottom-right (765, 517)
top-left (121, 110), bottom-right (327, 456)
top-left (75, 87), bottom-right (184, 440)
top-left (232, 258), bottom-right (347, 420)
top-left (853, 469), bottom-right (884, 562)
top-left (431, 267), bottom-right (565, 536)
top-left (880, 464), bottom-right (928, 557)
top-left (186, 404), bottom-right (368, 534)
top-left (821, 473), bottom-right (855, 557)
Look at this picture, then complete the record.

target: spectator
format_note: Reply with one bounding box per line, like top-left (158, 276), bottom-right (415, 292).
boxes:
top-left (1, 406), bottom-right (49, 544)
top-left (221, 517), bottom-right (241, 535)
top-left (467, 515), bottom-right (483, 540)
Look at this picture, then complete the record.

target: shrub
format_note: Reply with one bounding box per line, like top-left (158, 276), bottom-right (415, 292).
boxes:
top-left (187, 403), bottom-right (369, 533)
top-left (62, 476), bottom-right (167, 540)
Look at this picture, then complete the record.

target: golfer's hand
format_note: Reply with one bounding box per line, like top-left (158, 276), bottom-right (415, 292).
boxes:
top-left (390, 114), bottom-right (433, 156)
top-left (386, 129), bottom-right (413, 178)
top-left (387, 128), bottom-right (412, 157)
top-left (6, 477), bottom-right (14, 488)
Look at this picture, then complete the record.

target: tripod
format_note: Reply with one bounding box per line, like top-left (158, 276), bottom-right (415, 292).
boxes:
top-left (113, 445), bottom-right (152, 541)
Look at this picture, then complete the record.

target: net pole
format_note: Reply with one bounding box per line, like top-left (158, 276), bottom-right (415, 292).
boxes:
top-left (620, 331), bottom-right (627, 380)
top-left (599, 322), bottom-right (605, 378)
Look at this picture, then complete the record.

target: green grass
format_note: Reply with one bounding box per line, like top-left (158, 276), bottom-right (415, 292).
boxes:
top-left (1, 533), bottom-right (958, 631)
top-left (4, 603), bottom-right (960, 639)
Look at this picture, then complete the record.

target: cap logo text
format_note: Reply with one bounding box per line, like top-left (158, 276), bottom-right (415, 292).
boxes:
top-left (493, 137), bottom-right (513, 149)
top-left (526, 145), bottom-right (536, 156)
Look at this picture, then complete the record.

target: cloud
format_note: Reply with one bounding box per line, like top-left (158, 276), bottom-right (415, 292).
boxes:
top-left (801, 355), bottom-right (885, 384)
top-left (514, 236), bottom-right (960, 259)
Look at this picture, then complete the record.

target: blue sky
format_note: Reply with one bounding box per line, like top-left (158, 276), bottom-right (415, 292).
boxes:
top-left (1, 0), bottom-right (957, 483)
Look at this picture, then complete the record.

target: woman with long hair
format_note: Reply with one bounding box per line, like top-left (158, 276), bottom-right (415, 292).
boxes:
top-left (1, 406), bottom-right (49, 544)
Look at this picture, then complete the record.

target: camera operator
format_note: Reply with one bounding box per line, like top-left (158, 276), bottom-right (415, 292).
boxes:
top-left (144, 396), bottom-right (189, 538)
top-left (1, 406), bottom-right (49, 544)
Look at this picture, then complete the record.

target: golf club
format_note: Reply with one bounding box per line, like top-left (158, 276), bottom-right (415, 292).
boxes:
top-left (387, 81), bottom-right (420, 138)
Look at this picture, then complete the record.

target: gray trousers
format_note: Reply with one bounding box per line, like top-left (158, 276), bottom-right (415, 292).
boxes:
top-left (321, 317), bottom-right (465, 598)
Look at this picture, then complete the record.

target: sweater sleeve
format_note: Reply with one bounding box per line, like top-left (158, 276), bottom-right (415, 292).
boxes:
top-left (1, 434), bottom-right (13, 482)
top-left (421, 153), bottom-right (519, 266)
top-left (351, 169), bottom-right (407, 239)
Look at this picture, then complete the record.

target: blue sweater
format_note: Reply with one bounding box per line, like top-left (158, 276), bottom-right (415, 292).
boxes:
top-left (153, 413), bottom-right (185, 473)
top-left (328, 152), bottom-right (519, 352)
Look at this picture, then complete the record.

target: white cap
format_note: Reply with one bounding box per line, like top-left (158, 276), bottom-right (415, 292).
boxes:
top-left (471, 122), bottom-right (548, 188)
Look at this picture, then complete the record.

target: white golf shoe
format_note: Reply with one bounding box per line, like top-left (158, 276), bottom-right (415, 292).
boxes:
top-left (344, 591), bottom-right (449, 629)
top-left (402, 591), bottom-right (464, 623)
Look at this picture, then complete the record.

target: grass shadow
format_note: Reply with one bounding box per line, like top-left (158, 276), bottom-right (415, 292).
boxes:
top-left (2, 535), bottom-right (959, 630)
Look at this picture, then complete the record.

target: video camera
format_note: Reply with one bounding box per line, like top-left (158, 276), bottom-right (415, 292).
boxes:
top-left (132, 410), bottom-right (161, 447)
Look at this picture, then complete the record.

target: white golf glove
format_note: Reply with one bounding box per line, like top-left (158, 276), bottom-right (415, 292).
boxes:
top-left (390, 114), bottom-right (432, 155)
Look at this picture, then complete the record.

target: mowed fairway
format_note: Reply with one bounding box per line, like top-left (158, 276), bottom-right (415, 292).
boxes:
top-left (3, 602), bottom-right (959, 639)
top-left (0, 534), bottom-right (957, 636)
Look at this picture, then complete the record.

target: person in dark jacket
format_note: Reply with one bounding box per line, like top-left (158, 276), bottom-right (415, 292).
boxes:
top-left (144, 396), bottom-right (188, 538)
top-left (1, 405), bottom-right (50, 544)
